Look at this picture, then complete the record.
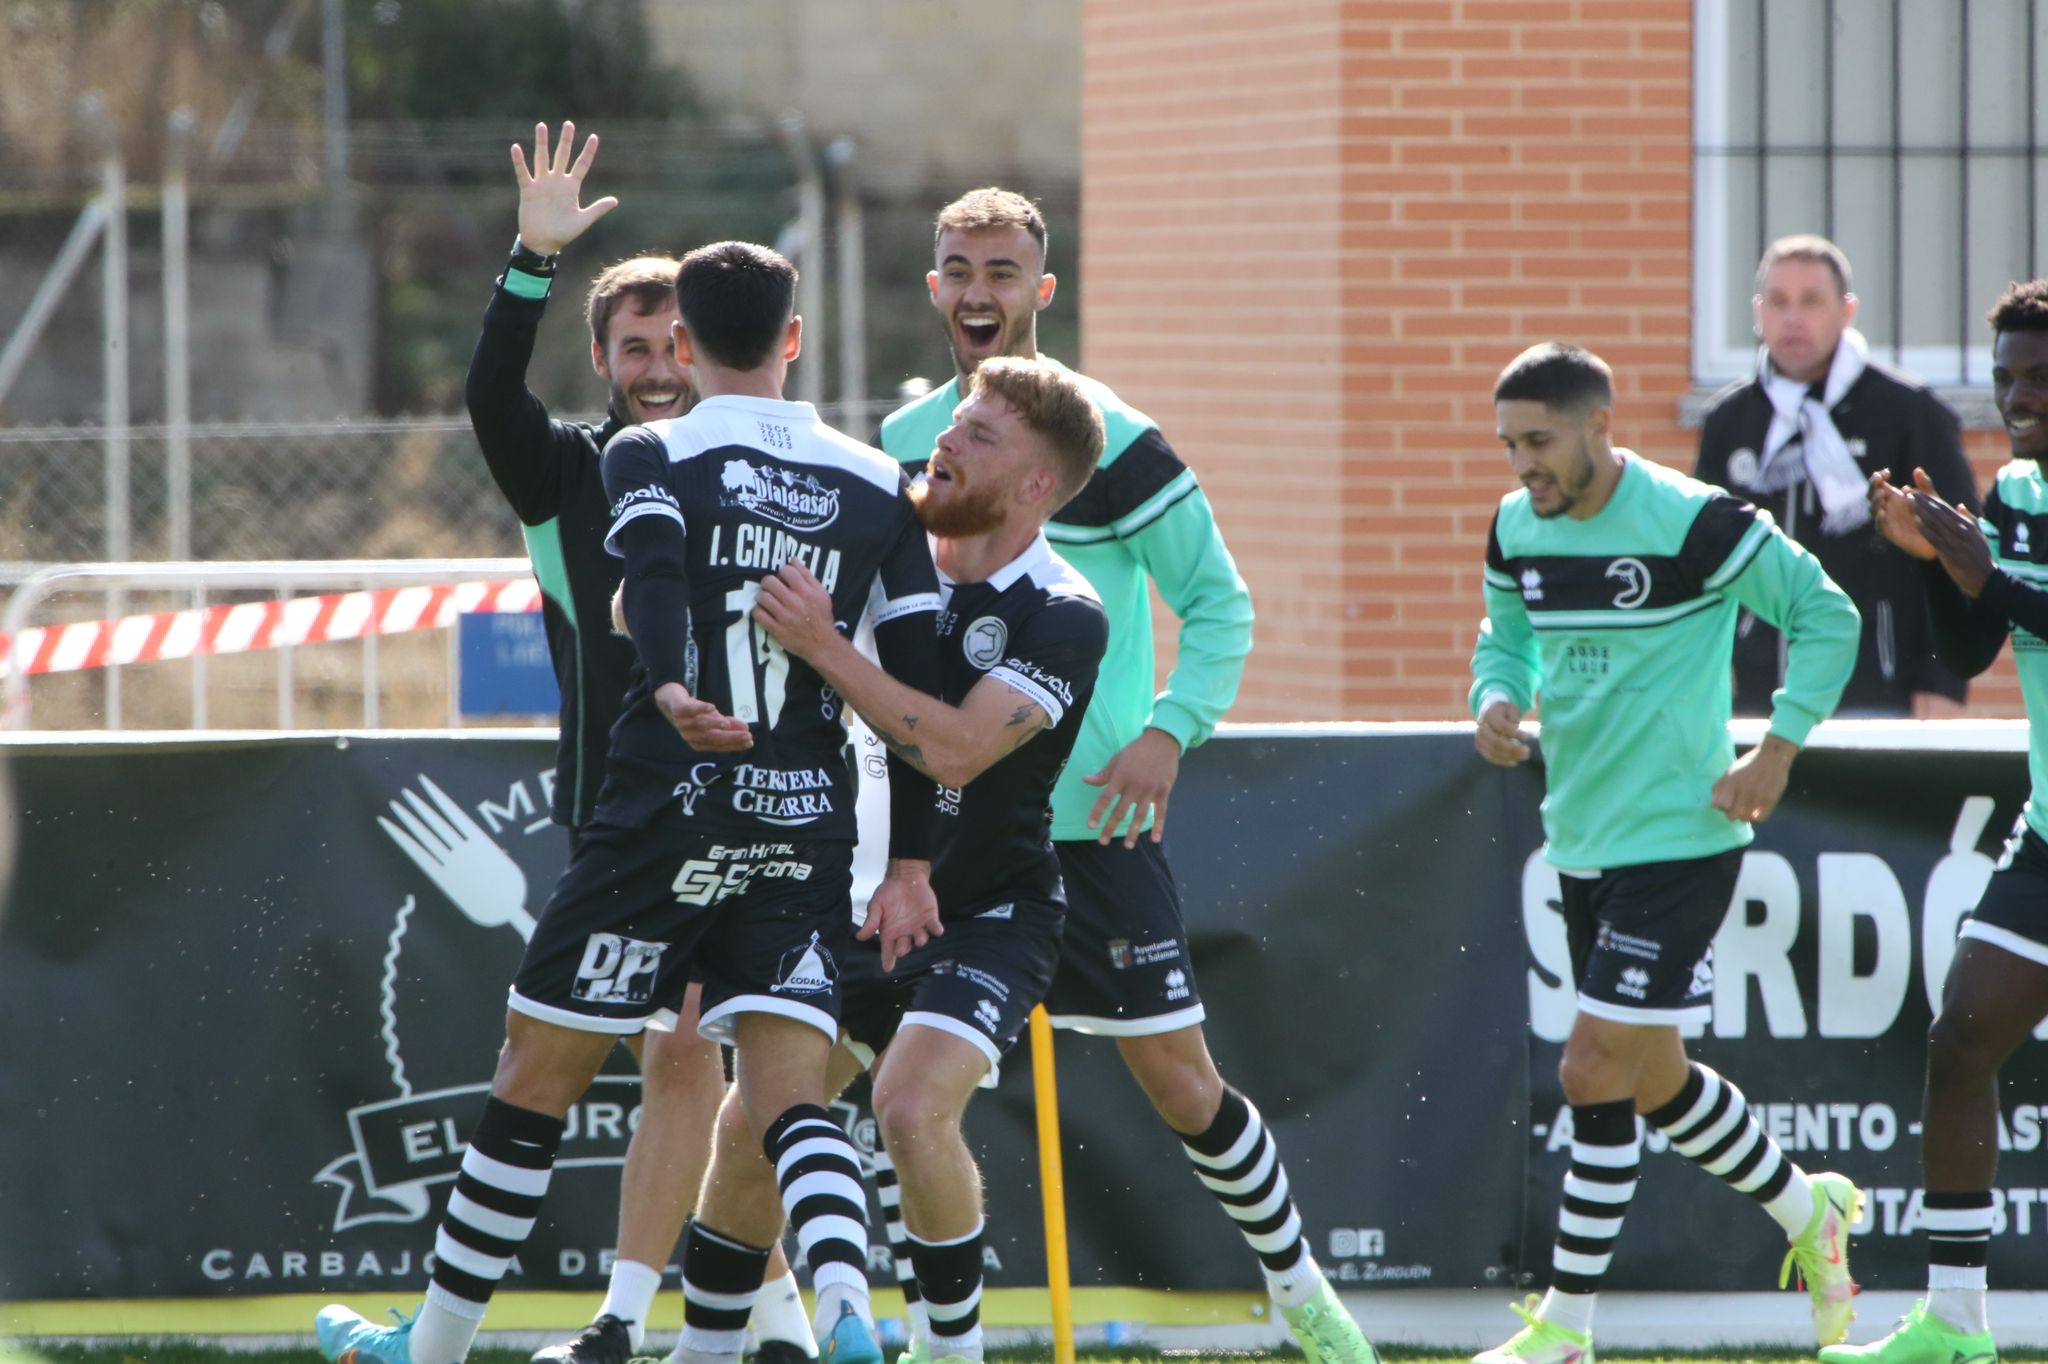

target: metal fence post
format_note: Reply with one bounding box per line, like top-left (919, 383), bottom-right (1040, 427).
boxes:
top-left (84, 93), bottom-right (131, 729)
top-left (826, 136), bottom-right (868, 441)
top-left (778, 112), bottom-right (826, 409)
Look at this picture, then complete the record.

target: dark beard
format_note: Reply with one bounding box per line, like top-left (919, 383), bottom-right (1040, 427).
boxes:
top-left (910, 478), bottom-right (1004, 536)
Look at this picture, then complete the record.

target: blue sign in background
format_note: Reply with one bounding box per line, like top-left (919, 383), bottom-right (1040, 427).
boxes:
top-left (456, 611), bottom-right (559, 717)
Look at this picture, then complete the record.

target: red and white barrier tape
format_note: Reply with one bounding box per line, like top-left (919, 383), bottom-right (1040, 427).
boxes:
top-left (0, 577), bottom-right (541, 677)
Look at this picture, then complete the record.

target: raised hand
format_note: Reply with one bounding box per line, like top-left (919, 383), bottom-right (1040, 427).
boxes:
top-left (377, 775), bottom-right (535, 940)
top-left (510, 120), bottom-right (619, 255)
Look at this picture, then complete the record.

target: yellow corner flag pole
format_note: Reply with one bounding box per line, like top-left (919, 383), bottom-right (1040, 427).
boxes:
top-left (1029, 1003), bottom-right (1077, 1364)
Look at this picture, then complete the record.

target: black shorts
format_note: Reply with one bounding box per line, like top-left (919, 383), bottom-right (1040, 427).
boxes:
top-left (839, 902), bottom-right (1063, 1085)
top-left (1041, 839), bottom-right (1205, 1036)
top-left (509, 822), bottom-right (854, 1042)
top-left (1961, 820), bottom-right (2048, 967)
top-left (1560, 848), bottom-right (1741, 1026)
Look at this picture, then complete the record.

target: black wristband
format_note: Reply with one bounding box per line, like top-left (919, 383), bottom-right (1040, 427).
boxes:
top-left (508, 237), bottom-right (559, 278)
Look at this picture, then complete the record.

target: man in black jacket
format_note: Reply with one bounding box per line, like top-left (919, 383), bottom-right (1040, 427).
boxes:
top-left (1695, 233), bottom-right (1978, 717)
top-left (462, 123), bottom-right (813, 1364)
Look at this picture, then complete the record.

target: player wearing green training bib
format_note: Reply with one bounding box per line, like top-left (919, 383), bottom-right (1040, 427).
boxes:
top-left (881, 188), bottom-right (1377, 1364)
top-left (1825, 280), bottom-right (2048, 1364)
top-left (1469, 345), bottom-right (1863, 1364)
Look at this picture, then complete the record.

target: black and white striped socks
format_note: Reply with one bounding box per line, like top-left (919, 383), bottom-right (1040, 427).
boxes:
top-left (1646, 1062), bottom-right (1814, 1235)
top-left (873, 1144), bottom-right (928, 1343)
top-left (764, 1105), bottom-right (873, 1336)
top-left (910, 1223), bottom-right (985, 1363)
top-left (1178, 1089), bottom-right (1319, 1307)
top-left (415, 1097), bottom-right (565, 1364)
top-left (1541, 1098), bottom-right (1639, 1332)
top-left (1925, 1190), bottom-right (1993, 1333)
top-left (677, 1220), bottom-right (770, 1362)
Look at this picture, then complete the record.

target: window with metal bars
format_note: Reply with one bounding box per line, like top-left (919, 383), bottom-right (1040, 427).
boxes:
top-left (1693, 0), bottom-right (2048, 387)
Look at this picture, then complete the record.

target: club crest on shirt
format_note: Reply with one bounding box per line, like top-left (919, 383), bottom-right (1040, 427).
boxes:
top-left (1605, 557), bottom-right (1651, 609)
top-left (963, 616), bottom-right (1008, 669)
top-left (720, 458), bottom-right (840, 531)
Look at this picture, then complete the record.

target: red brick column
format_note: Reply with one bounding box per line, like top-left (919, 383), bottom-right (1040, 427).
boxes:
top-left (1083, 0), bottom-right (1698, 721)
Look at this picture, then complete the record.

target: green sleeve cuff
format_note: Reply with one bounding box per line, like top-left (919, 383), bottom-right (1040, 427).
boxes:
top-left (1765, 712), bottom-right (1818, 750)
top-left (1146, 701), bottom-right (1203, 753)
top-left (502, 266), bottom-right (553, 300)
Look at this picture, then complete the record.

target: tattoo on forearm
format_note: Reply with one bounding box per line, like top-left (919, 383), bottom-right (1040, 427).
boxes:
top-left (871, 716), bottom-right (937, 779)
top-left (880, 733), bottom-right (931, 774)
top-left (902, 713), bottom-right (919, 731)
top-left (1003, 706), bottom-right (1046, 754)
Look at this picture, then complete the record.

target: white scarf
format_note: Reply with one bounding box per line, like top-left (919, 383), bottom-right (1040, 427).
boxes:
top-left (1755, 327), bottom-right (1870, 534)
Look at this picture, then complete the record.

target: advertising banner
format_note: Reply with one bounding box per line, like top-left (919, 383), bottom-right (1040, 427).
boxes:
top-left (1, 728), bottom-right (2039, 1304)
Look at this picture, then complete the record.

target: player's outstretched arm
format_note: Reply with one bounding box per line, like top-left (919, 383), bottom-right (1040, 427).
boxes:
top-left (753, 563), bottom-right (1050, 790)
top-left (465, 123), bottom-right (617, 526)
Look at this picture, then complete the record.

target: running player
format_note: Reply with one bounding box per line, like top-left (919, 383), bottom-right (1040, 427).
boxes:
top-left (1470, 343), bottom-right (1862, 1361)
top-left (465, 120), bottom-right (814, 1364)
top-left (1824, 278), bottom-right (2048, 1363)
top-left (314, 240), bottom-right (943, 1364)
top-left (878, 187), bottom-right (1373, 1363)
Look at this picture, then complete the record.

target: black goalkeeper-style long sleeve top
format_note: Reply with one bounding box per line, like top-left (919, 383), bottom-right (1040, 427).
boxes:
top-left (464, 269), bottom-right (638, 829)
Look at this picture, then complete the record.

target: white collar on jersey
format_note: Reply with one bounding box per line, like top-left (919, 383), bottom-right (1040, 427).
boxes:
top-left (690, 393), bottom-right (819, 421)
top-left (933, 530), bottom-right (1054, 593)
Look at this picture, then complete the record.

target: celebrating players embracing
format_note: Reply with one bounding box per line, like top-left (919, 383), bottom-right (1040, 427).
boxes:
top-left (314, 241), bottom-right (943, 1364)
top-left (880, 187), bottom-right (1376, 1364)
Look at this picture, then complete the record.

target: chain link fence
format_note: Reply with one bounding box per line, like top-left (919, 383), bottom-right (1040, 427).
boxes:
top-left (0, 417), bottom-right (523, 730)
top-left (1, 418), bottom-right (523, 565)
top-left (0, 401), bottom-right (909, 731)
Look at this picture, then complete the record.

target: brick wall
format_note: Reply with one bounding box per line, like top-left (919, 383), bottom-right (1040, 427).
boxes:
top-left (1082, 0), bottom-right (2025, 723)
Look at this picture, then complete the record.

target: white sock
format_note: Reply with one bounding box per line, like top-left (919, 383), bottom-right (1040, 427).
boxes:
top-left (1265, 1249), bottom-right (1323, 1310)
top-left (668, 1345), bottom-right (742, 1364)
top-left (750, 1270), bottom-right (818, 1354)
top-left (1536, 1287), bottom-right (1595, 1336)
top-left (905, 1299), bottom-right (931, 1348)
top-left (934, 1324), bottom-right (984, 1362)
top-left (813, 1272), bottom-right (872, 1340)
top-left (413, 1289), bottom-right (486, 1364)
top-left (1763, 1165), bottom-right (1818, 1238)
top-left (597, 1259), bottom-right (663, 1349)
top-left (1929, 1264), bottom-right (1990, 1334)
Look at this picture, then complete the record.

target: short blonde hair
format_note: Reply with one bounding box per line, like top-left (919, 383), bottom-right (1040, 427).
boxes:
top-left (586, 255), bottom-right (682, 351)
top-left (971, 357), bottom-right (1104, 504)
top-left (934, 187), bottom-right (1047, 261)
